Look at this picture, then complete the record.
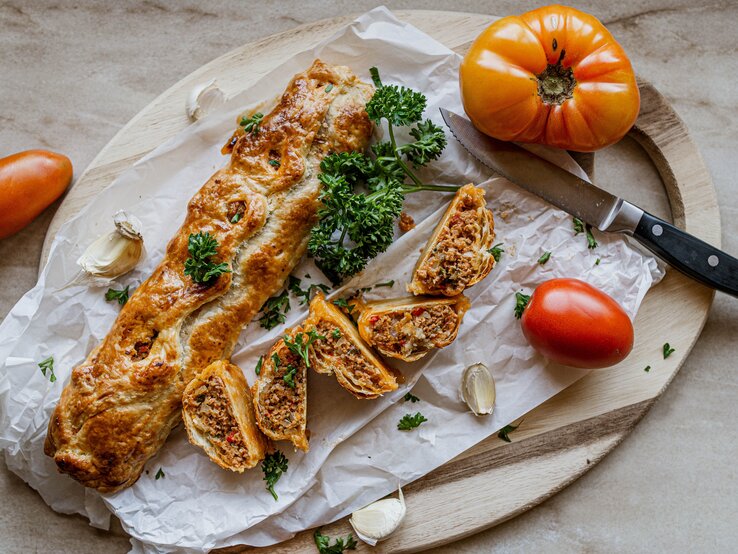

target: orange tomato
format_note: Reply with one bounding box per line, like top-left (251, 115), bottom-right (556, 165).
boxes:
top-left (0, 150), bottom-right (72, 239)
top-left (460, 5), bottom-right (640, 152)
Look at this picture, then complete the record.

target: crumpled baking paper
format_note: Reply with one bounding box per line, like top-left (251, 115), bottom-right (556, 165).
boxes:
top-left (0, 7), bottom-right (663, 553)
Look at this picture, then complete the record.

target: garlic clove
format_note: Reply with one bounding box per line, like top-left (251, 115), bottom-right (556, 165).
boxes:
top-left (113, 210), bottom-right (143, 240)
top-left (461, 362), bottom-right (496, 416)
top-left (77, 211), bottom-right (144, 279)
top-left (186, 79), bottom-right (226, 121)
top-left (349, 487), bottom-right (406, 546)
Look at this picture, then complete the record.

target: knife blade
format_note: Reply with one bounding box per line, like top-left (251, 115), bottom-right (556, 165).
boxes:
top-left (440, 107), bottom-right (738, 297)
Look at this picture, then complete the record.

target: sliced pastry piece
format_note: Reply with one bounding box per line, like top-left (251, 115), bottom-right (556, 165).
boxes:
top-left (182, 360), bottom-right (267, 472)
top-left (357, 295), bottom-right (470, 362)
top-left (408, 183), bottom-right (495, 296)
top-left (252, 326), bottom-right (310, 451)
top-left (305, 293), bottom-right (401, 399)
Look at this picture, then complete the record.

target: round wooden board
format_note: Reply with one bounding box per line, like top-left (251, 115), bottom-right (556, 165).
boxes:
top-left (40, 10), bottom-right (718, 553)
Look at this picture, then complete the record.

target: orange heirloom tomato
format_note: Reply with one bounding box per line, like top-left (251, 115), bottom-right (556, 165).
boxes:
top-left (460, 5), bottom-right (640, 152)
top-left (0, 150), bottom-right (72, 239)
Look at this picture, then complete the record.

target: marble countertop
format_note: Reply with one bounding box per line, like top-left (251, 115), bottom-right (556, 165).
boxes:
top-left (1, 1), bottom-right (736, 551)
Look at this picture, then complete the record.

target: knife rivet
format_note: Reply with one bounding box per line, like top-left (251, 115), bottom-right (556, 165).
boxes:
top-left (708, 255), bottom-right (719, 267)
top-left (652, 224), bottom-right (663, 237)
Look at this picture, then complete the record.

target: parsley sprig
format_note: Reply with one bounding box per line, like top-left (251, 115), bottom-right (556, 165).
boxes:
top-left (38, 356), bottom-right (56, 383)
top-left (498, 421), bottom-right (521, 443)
top-left (313, 528), bottom-right (358, 554)
top-left (105, 285), bottom-right (130, 306)
top-left (262, 450), bottom-right (288, 501)
top-left (488, 243), bottom-right (504, 263)
top-left (283, 329), bottom-right (325, 369)
top-left (184, 232), bottom-right (231, 285)
top-left (397, 412), bottom-right (428, 431)
top-left (308, 67), bottom-right (456, 284)
top-left (663, 343), bottom-right (676, 359)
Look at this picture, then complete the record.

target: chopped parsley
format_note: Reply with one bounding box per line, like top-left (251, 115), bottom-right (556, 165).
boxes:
top-left (240, 112), bottom-right (264, 134)
top-left (498, 422), bottom-right (521, 443)
top-left (105, 285), bottom-right (130, 306)
top-left (331, 328), bottom-right (341, 339)
top-left (488, 243), bottom-right (504, 262)
top-left (268, 159), bottom-right (281, 168)
top-left (287, 275), bottom-right (330, 306)
top-left (373, 280), bottom-right (395, 288)
top-left (573, 217), bottom-right (597, 249)
top-left (324, 84), bottom-right (334, 93)
top-left (403, 392), bottom-right (420, 403)
top-left (262, 450), bottom-right (288, 501)
top-left (595, 258), bottom-right (601, 266)
top-left (271, 353), bottom-right (281, 369)
top-left (644, 365), bottom-right (651, 372)
top-left (397, 412), bottom-right (427, 431)
top-left (332, 297), bottom-right (354, 314)
top-left (155, 468), bottom-right (165, 480)
top-left (283, 364), bottom-right (298, 388)
top-left (254, 355), bottom-right (263, 376)
top-left (258, 290), bottom-right (291, 330)
top-left (230, 213), bottom-right (242, 224)
top-left (283, 329), bottom-right (325, 369)
top-left (537, 251), bottom-right (552, 265)
top-left (663, 343), bottom-right (675, 359)
top-left (38, 356), bottom-right (56, 383)
top-left (313, 528), bottom-right (357, 554)
top-left (184, 232), bottom-right (231, 285)
top-left (514, 292), bottom-right (530, 319)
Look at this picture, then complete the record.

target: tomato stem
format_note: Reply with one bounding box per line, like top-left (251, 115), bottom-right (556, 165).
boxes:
top-left (536, 50), bottom-right (576, 105)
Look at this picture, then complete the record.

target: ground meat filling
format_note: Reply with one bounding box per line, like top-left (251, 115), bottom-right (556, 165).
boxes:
top-left (260, 347), bottom-right (305, 433)
top-left (416, 194), bottom-right (483, 294)
top-left (312, 322), bottom-right (382, 388)
top-left (185, 376), bottom-right (250, 466)
top-left (368, 304), bottom-right (457, 357)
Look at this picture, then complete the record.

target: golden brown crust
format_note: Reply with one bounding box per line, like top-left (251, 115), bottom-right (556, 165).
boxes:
top-left (408, 184), bottom-right (495, 296)
top-left (251, 326), bottom-right (309, 451)
top-left (182, 360), bottom-right (268, 472)
top-left (357, 295), bottom-right (470, 362)
top-left (44, 60), bottom-right (374, 492)
top-left (304, 293), bottom-right (401, 399)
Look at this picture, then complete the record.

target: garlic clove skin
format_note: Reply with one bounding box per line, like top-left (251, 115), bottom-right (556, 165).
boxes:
top-left (186, 79), bottom-right (226, 121)
top-left (350, 487), bottom-right (406, 546)
top-left (77, 211), bottom-right (144, 279)
top-left (461, 362), bottom-right (496, 416)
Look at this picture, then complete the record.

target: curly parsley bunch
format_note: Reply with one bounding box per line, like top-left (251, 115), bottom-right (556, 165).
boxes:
top-left (308, 67), bottom-right (456, 284)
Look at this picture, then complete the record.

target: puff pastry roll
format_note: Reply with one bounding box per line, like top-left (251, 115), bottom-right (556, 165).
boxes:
top-left (252, 326), bottom-right (310, 451)
top-left (182, 360), bottom-right (267, 472)
top-left (305, 293), bottom-right (401, 399)
top-left (357, 295), bottom-right (470, 362)
top-left (44, 60), bottom-right (373, 492)
top-left (408, 184), bottom-right (495, 296)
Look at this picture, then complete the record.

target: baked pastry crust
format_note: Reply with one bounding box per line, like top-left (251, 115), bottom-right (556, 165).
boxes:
top-left (251, 326), bottom-right (310, 451)
top-left (357, 295), bottom-right (470, 362)
top-left (305, 293), bottom-right (401, 399)
top-left (408, 184), bottom-right (495, 296)
top-left (182, 360), bottom-right (267, 472)
top-left (44, 60), bottom-right (373, 492)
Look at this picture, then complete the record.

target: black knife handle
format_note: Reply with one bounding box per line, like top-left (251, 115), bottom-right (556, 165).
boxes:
top-left (633, 211), bottom-right (738, 297)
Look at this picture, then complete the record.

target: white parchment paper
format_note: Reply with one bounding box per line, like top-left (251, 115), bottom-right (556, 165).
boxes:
top-left (0, 7), bottom-right (663, 553)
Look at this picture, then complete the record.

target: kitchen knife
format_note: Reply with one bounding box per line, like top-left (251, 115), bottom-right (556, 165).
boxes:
top-left (440, 108), bottom-right (738, 297)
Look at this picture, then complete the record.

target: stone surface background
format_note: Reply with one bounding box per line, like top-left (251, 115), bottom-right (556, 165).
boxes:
top-left (1, 1), bottom-right (736, 552)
